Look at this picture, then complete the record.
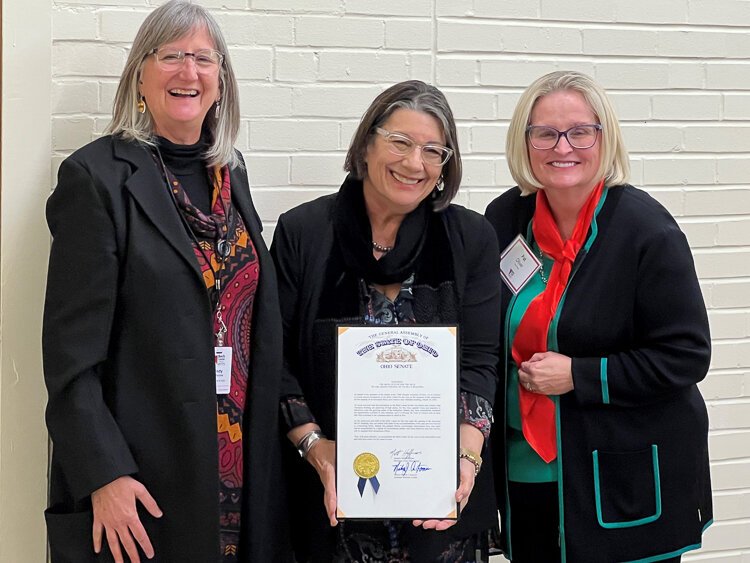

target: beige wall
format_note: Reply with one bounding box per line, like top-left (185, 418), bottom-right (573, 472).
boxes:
top-left (0, 0), bottom-right (51, 559)
top-left (2, 0), bottom-right (749, 560)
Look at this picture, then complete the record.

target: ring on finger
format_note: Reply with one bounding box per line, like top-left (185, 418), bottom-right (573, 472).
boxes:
top-left (526, 382), bottom-right (533, 392)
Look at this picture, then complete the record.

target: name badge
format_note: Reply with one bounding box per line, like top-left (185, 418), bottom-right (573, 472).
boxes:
top-left (215, 346), bottom-right (233, 394)
top-left (500, 234), bottom-right (541, 294)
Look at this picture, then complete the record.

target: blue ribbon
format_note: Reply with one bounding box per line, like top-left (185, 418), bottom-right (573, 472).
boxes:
top-left (357, 475), bottom-right (380, 497)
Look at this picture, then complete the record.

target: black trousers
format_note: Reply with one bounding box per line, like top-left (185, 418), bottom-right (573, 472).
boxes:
top-left (507, 481), bottom-right (680, 563)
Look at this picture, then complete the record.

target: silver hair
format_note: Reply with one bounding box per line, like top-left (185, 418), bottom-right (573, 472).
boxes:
top-left (105, 0), bottom-right (240, 168)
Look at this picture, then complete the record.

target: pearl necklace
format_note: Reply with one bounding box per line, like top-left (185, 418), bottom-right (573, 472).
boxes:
top-left (372, 241), bottom-right (393, 253)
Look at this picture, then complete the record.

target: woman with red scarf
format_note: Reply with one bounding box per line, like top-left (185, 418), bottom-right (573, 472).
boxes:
top-left (485, 71), bottom-right (712, 562)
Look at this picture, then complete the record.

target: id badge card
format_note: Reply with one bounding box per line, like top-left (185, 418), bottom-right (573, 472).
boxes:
top-left (500, 234), bottom-right (541, 294)
top-left (215, 346), bottom-right (232, 394)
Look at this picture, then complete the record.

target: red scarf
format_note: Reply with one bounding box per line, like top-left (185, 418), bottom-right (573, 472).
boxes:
top-left (512, 180), bottom-right (605, 463)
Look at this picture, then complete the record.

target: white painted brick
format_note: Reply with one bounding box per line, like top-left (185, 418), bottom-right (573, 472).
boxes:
top-left (435, 0), bottom-right (473, 17)
top-left (216, 14), bottom-right (294, 46)
top-left (471, 125), bottom-right (507, 154)
top-left (472, 0), bottom-right (539, 19)
top-left (667, 62), bottom-right (705, 89)
top-left (53, 8), bottom-right (97, 40)
top-left (249, 120), bottom-right (339, 151)
top-left (629, 159), bottom-right (644, 186)
top-left (700, 370), bottom-right (749, 400)
top-left (318, 52), bottom-right (409, 83)
top-left (408, 53), bottom-right (433, 82)
top-left (292, 85), bottom-right (382, 118)
top-left (290, 154), bottom-right (346, 185)
top-left (53, 43), bottom-right (127, 77)
top-left (235, 121), bottom-right (250, 152)
top-left (707, 63), bottom-right (750, 90)
top-left (239, 84), bottom-right (293, 117)
top-left (700, 521), bottom-right (750, 552)
top-left (494, 157), bottom-right (515, 187)
top-left (694, 249), bottom-right (750, 279)
top-left (229, 47), bottom-right (273, 81)
top-left (615, 0), bottom-right (689, 23)
top-left (275, 50), bottom-right (318, 83)
top-left (620, 124), bottom-right (683, 153)
top-left (689, 0), bottom-right (750, 26)
top-left (583, 29), bottom-right (658, 56)
top-left (657, 30), bottom-right (729, 59)
top-left (708, 311), bottom-right (750, 340)
top-left (707, 398), bottom-right (750, 428)
top-left (99, 10), bottom-right (149, 43)
top-left (57, 0), bottom-right (141, 5)
top-left (496, 92), bottom-right (522, 120)
top-left (191, 0), bottom-right (246, 8)
top-left (455, 125), bottom-right (471, 154)
top-left (684, 126), bottom-right (750, 153)
top-left (436, 58), bottom-right (477, 86)
top-left (685, 189), bottom-right (750, 216)
top-left (480, 60), bottom-right (559, 88)
top-left (345, 0), bottom-right (432, 17)
top-left (595, 62), bottom-right (670, 90)
top-left (726, 33), bottom-right (750, 59)
top-left (461, 159), bottom-right (495, 186)
top-left (710, 460), bottom-right (750, 492)
top-left (713, 489), bottom-right (750, 520)
top-left (244, 154), bottom-right (290, 186)
top-left (52, 117), bottom-right (96, 151)
top-left (470, 189), bottom-right (508, 214)
top-left (643, 158), bottom-right (715, 186)
top-left (724, 94), bottom-right (750, 120)
top-left (443, 90), bottom-right (496, 120)
top-left (710, 431), bottom-right (750, 462)
top-left (52, 81), bottom-right (99, 114)
top-left (252, 0), bottom-right (340, 12)
top-left (718, 158), bottom-right (750, 184)
top-left (340, 121), bottom-right (359, 150)
top-left (717, 219), bottom-right (750, 246)
top-left (437, 22), bottom-right (502, 52)
top-left (440, 22), bottom-right (582, 55)
top-left (295, 16), bottom-right (383, 48)
top-left (385, 19), bottom-right (432, 50)
top-left (678, 219), bottom-right (717, 248)
top-left (99, 81), bottom-right (118, 113)
top-left (252, 188), bottom-right (335, 220)
top-left (652, 94), bottom-right (721, 121)
top-left (711, 280), bottom-right (750, 308)
top-left (541, 0), bottom-right (615, 21)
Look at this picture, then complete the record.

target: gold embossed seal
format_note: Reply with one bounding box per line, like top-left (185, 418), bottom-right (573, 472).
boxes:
top-left (353, 452), bottom-right (380, 479)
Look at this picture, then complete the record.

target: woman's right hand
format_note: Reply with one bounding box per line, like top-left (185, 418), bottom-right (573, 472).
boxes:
top-left (306, 438), bottom-right (338, 526)
top-left (91, 476), bottom-right (163, 563)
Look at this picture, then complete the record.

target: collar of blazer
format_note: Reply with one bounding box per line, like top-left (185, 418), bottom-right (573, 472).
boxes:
top-left (110, 137), bottom-right (262, 285)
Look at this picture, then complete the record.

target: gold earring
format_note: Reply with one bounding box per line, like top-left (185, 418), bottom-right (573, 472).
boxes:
top-left (137, 97), bottom-right (146, 114)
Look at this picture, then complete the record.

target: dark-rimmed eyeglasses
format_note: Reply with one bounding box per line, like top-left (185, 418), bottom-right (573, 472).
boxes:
top-left (148, 48), bottom-right (224, 73)
top-left (526, 124), bottom-right (602, 150)
top-left (374, 128), bottom-right (453, 166)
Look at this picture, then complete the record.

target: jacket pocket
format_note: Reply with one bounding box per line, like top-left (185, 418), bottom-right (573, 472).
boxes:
top-left (45, 506), bottom-right (115, 562)
top-left (592, 445), bottom-right (662, 529)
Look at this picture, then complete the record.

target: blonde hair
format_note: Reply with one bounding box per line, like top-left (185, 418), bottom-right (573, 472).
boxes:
top-left (506, 70), bottom-right (630, 195)
top-left (105, 0), bottom-right (240, 168)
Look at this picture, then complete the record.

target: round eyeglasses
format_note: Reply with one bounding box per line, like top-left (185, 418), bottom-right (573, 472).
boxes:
top-left (526, 124), bottom-right (602, 150)
top-left (375, 128), bottom-right (453, 166)
top-left (148, 48), bottom-right (224, 73)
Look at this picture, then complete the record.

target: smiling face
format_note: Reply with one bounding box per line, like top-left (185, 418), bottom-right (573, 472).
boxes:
top-left (528, 89), bottom-right (602, 197)
top-left (362, 108), bottom-right (445, 216)
top-left (139, 26), bottom-right (220, 145)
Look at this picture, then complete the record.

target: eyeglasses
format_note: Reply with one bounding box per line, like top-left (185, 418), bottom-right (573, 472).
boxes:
top-left (374, 128), bottom-right (453, 166)
top-left (148, 47), bottom-right (224, 73)
top-left (526, 124), bottom-right (602, 150)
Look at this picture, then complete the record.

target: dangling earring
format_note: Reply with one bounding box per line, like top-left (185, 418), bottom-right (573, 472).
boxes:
top-left (137, 96), bottom-right (146, 114)
top-left (215, 99), bottom-right (221, 119)
top-left (436, 176), bottom-right (445, 192)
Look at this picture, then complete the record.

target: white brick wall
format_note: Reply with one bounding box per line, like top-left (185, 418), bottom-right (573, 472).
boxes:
top-left (48, 1), bottom-right (750, 560)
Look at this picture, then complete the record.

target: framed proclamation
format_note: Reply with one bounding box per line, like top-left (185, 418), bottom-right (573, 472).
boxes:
top-left (335, 325), bottom-right (459, 520)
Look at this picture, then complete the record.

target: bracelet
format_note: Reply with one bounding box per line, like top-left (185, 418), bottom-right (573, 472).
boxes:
top-left (296, 430), bottom-right (325, 459)
top-left (459, 447), bottom-right (482, 476)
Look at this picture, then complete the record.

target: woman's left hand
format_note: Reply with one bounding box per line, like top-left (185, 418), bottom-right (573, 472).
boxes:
top-left (412, 424), bottom-right (482, 531)
top-left (520, 351), bottom-right (574, 395)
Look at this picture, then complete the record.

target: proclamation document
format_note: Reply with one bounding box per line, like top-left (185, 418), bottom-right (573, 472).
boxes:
top-left (335, 325), bottom-right (458, 520)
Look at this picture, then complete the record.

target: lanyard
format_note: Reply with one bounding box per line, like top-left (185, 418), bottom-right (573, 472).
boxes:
top-left (153, 147), bottom-right (232, 345)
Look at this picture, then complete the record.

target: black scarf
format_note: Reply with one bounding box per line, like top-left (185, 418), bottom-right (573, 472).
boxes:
top-left (332, 174), bottom-right (430, 285)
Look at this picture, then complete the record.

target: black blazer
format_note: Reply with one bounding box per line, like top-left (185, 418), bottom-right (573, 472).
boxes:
top-left (43, 136), bottom-right (290, 562)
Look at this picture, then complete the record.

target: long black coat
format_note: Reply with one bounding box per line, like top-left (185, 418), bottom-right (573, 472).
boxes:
top-left (42, 136), bottom-right (290, 562)
top-left (486, 185), bottom-right (713, 562)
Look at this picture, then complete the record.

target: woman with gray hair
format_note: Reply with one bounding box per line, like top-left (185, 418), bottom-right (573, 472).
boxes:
top-left (486, 70), bottom-right (712, 562)
top-left (272, 80), bottom-right (501, 562)
top-left (42, 1), bottom-right (289, 561)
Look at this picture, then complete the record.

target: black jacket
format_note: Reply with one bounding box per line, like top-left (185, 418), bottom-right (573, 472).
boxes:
top-left (486, 185), bottom-right (713, 562)
top-left (43, 135), bottom-right (290, 562)
top-left (271, 189), bottom-right (502, 560)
